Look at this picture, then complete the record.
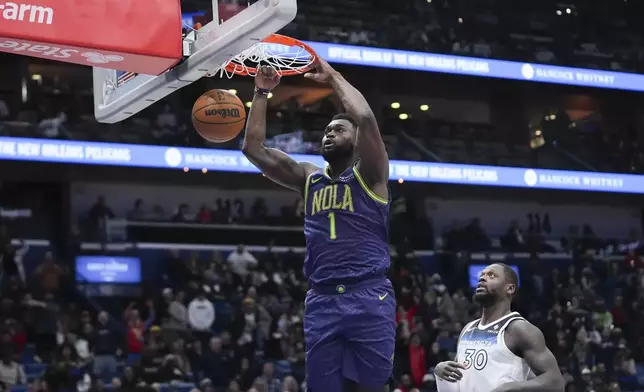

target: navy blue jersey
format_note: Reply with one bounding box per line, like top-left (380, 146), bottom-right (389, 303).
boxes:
top-left (303, 165), bottom-right (390, 285)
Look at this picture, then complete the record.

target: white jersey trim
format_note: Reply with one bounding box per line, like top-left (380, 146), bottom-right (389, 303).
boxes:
top-left (476, 311), bottom-right (520, 330)
top-left (498, 316), bottom-right (535, 381)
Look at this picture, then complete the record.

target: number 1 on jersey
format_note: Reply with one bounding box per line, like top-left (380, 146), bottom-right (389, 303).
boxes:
top-left (327, 212), bottom-right (337, 240)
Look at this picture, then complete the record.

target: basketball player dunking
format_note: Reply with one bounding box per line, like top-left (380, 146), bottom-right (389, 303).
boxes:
top-left (435, 263), bottom-right (565, 392)
top-left (241, 61), bottom-right (395, 392)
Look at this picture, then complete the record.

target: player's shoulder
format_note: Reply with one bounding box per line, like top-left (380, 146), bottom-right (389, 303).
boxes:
top-left (504, 318), bottom-right (546, 351)
top-left (505, 318), bottom-right (539, 335)
top-left (301, 162), bottom-right (320, 176)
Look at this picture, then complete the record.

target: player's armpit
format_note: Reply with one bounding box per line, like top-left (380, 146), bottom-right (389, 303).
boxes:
top-left (242, 146), bottom-right (318, 192)
top-left (496, 320), bottom-right (565, 392)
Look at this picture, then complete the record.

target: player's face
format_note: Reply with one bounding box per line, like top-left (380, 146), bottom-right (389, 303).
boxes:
top-left (473, 264), bottom-right (515, 305)
top-left (321, 119), bottom-right (356, 161)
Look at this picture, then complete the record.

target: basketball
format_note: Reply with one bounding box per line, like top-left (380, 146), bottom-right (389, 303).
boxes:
top-left (192, 89), bottom-right (247, 143)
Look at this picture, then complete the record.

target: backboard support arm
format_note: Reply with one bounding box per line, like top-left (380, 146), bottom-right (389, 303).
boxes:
top-left (93, 0), bottom-right (296, 123)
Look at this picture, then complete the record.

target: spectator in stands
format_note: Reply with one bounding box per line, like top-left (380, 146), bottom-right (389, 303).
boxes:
top-left (1, 242), bottom-right (19, 282)
top-left (43, 343), bottom-right (81, 392)
top-left (227, 379), bottom-right (241, 392)
top-left (159, 353), bottom-right (190, 383)
top-left (9, 241), bottom-right (29, 284)
top-left (65, 331), bottom-right (90, 364)
top-left (4, 318), bottom-right (26, 358)
top-left (249, 198), bottom-right (268, 224)
top-left (227, 244), bottom-right (257, 279)
top-left (173, 203), bottom-right (192, 222)
top-left (25, 292), bottom-right (59, 362)
top-left (256, 362), bottom-right (281, 392)
top-left (114, 365), bottom-right (140, 391)
top-left (188, 291), bottom-right (215, 334)
top-left (501, 220), bottom-right (525, 252)
top-left (408, 333), bottom-right (426, 388)
top-left (203, 336), bottom-right (232, 389)
top-left (198, 204), bottom-right (213, 223)
top-left (127, 199), bottom-right (146, 221)
top-left (230, 199), bottom-right (245, 223)
top-left (165, 250), bottom-right (186, 289)
top-left (464, 218), bottom-right (490, 251)
top-left (93, 311), bottom-right (119, 378)
top-left (34, 251), bottom-right (64, 294)
top-left (87, 196), bottom-right (115, 240)
top-left (236, 357), bottom-right (255, 391)
top-left (185, 253), bottom-right (203, 286)
top-left (166, 290), bottom-right (188, 331)
top-left (282, 375), bottom-right (299, 392)
top-left (394, 373), bottom-right (416, 392)
top-left (203, 259), bottom-right (222, 285)
top-left (0, 99), bottom-right (9, 120)
top-left (0, 347), bottom-right (26, 389)
top-left (168, 339), bottom-right (191, 374)
top-left (139, 344), bottom-right (164, 385)
top-left (125, 301), bottom-right (155, 355)
top-left (198, 378), bottom-right (216, 392)
top-left (426, 341), bottom-right (448, 369)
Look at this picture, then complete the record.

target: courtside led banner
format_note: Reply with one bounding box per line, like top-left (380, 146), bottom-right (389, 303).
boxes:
top-left (301, 41), bottom-right (641, 92)
top-left (0, 136), bottom-right (641, 194)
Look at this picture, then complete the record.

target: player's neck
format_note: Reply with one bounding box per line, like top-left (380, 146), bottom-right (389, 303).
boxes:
top-left (326, 158), bottom-right (354, 178)
top-left (480, 301), bottom-right (513, 326)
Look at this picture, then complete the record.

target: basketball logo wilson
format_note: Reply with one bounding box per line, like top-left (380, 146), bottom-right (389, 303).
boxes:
top-left (205, 108), bottom-right (241, 118)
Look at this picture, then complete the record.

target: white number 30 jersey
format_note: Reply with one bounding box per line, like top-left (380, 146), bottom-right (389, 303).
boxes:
top-left (455, 312), bottom-right (534, 392)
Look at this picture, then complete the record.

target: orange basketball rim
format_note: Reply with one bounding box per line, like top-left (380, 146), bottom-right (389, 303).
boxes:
top-left (213, 34), bottom-right (318, 78)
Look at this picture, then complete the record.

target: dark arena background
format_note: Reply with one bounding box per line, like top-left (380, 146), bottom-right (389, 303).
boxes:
top-left (0, 0), bottom-right (644, 391)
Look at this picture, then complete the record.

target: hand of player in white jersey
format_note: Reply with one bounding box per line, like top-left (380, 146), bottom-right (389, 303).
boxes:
top-left (434, 361), bottom-right (466, 383)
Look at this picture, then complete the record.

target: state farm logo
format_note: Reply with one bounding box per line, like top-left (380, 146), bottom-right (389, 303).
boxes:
top-left (0, 41), bottom-right (123, 65)
top-left (82, 52), bottom-right (123, 64)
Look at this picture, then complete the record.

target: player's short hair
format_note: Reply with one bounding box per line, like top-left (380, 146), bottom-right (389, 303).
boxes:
top-left (331, 113), bottom-right (358, 129)
top-left (497, 263), bottom-right (519, 296)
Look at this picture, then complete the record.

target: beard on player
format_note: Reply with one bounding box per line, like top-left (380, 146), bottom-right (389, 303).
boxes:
top-left (320, 136), bottom-right (356, 164)
top-left (473, 279), bottom-right (508, 308)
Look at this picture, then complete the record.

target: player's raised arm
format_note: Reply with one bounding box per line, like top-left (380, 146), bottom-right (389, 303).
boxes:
top-left (242, 66), bottom-right (318, 192)
top-left (495, 320), bottom-right (565, 392)
top-left (304, 59), bottom-right (389, 196)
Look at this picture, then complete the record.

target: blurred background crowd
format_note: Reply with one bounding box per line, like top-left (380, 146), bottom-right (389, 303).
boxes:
top-left (0, 185), bottom-right (643, 392)
top-left (1, 0), bottom-right (644, 391)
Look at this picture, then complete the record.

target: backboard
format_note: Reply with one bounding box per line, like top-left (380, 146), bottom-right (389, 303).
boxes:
top-left (93, 0), bottom-right (297, 124)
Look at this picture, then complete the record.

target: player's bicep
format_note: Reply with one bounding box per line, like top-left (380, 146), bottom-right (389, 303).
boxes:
top-left (513, 321), bottom-right (559, 376)
top-left (355, 116), bottom-right (389, 183)
top-left (245, 146), bottom-right (316, 191)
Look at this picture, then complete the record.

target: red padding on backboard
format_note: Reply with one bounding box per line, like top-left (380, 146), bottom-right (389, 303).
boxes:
top-left (0, 0), bottom-right (182, 75)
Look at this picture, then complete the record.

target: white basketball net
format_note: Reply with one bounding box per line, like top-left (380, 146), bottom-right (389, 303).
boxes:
top-left (207, 41), bottom-right (315, 78)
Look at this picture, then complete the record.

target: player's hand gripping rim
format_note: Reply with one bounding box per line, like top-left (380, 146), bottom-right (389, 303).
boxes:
top-left (255, 65), bottom-right (281, 91)
top-left (434, 360), bottom-right (466, 383)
